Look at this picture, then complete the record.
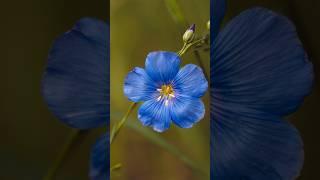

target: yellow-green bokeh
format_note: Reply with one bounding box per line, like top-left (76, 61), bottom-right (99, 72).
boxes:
top-left (111, 0), bottom-right (210, 179)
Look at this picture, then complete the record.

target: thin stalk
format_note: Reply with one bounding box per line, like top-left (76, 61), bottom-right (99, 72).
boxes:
top-left (110, 102), bottom-right (137, 144)
top-left (43, 129), bottom-right (80, 180)
top-left (177, 37), bottom-right (207, 57)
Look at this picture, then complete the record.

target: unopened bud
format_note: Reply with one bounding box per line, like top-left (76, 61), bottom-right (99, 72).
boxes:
top-left (183, 24), bottom-right (195, 43)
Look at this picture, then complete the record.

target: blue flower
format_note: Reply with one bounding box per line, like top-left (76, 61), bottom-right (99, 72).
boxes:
top-left (124, 51), bottom-right (208, 132)
top-left (211, 1), bottom-right (314, 179)
top-left (42, 18), bottom-right (109, 180)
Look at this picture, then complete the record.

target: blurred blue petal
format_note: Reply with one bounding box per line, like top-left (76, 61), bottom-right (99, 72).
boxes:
top-left (124, 67), bottom-right (157, 102)
top-left (170, 95), bottom-right (205, 128)
top-left (138, 99), bottom-right (171, 132)
top-left (145, 51), bottom-right (181, 84)
top-left (42, 18), bottom-right (109, 129)
top-left (90, 134), bottom-right (109, 180)
top-left (173, 64), bottom-right (208, 98)
top-left (211, 0), bottom-right (226, 40)
top-left (211, 102), bottom-right (303, 179)
top-left (211, 7), bottom-right (313, 179)
top-left (212, 8), bottom-right (313, 116)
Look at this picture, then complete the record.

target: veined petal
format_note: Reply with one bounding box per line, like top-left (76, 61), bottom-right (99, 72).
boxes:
top-left (211, 100), bottom-right (304, 179)
top-left (212, 8), bottom-right (313, 116)
top-left (138, 99), bottom-right (171, 132)
top-left (89, 134), bottom-right (109, 180)
top-left (124, 67), bottom-right (157, 102)
top-left (173, 64), bottom-right (208, 98)
top-left (170, 95), bottom-right (205, 128)
top-left (145, 51), bottom-right (181, 84)
top-left (211, 0), bottom-right (226, 40)
top-left (42, 18), bottom-right (109, 129)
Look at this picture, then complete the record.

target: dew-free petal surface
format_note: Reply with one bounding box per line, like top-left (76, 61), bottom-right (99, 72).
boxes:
top-left (145, 51), bottom-right (181, 84)
top-left (170, 95), bottom-right (205, 128)
top-left (138, 99), bottom-right (171, 132)
top-left (124, 67), bottom-right (157, 102)
top-left (212, 8), bottom-right (313, 116)
top-left (173, 64), bottom-right (208, 98)
top-left (42, 18), bottom-right (109, 129)
top-left (211, 101), bottom-right (304, 179)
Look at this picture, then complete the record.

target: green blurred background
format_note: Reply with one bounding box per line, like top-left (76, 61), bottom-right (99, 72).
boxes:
top-left (1, 0), bottom-right (319, 179)
top-left (110, 0), bottom-right (210, 180)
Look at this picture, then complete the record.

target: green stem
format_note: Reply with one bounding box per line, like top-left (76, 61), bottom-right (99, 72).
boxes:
top-left (110, 39), bottom-right (202, 145)
top-left (110, 102), bottom-right (137, 144)
top-left (177, 43), bottom-right (187, 56)
top-left (194, 50), bottom-right (209, 80)
top-left (43, 129), bottom-right (80, 180)
top-left (178, 37), bottom-right (207, 57)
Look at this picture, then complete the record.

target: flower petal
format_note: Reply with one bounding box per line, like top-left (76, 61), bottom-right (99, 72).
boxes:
top-left (173, 64), bottom-right (208, 98)
top-left (211, 0), bottom-right (226, 39)
top-left (123, 67), bottom-right (157, 102)
top-left (42, 18), bottom-right (109, 129)
top-left (145, 51), bottom-right (181, 84)
top-left (89, 134), bottom-right (109, 180)
top-left (212, 8), bottom-right (313, 116)
top-left (138, 99), bottom-right (171, 132)
top-left (170, 95), bottom-right (205, 128)
top-left (211, 101), bottom-right (303, 179)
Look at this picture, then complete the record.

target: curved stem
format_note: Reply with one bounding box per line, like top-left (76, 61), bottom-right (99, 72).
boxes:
top-left (178, 37), bottom-right (207, 57)
top-left (110, 102), bottom-right (137, 144)
top-left (43, 129), bottom-right (80, 180)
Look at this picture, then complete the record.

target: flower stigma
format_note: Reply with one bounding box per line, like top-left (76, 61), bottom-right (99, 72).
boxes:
top-left (156, 84), bottom-right (175, 106)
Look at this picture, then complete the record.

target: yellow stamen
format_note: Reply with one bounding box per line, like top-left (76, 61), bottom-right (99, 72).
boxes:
top-left (156, 84), bottom-right (175, 106)
top-left (160, 85), bottom-right (174, 96)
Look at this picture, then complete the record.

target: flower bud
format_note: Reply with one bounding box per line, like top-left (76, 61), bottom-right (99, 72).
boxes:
top-left (183, 24), bottom-right (195, 43)
top-left (206, 20), bottom-right (210, 30)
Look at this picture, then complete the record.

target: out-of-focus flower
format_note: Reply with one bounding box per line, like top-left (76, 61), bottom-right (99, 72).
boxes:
top-left (124, 51), bottom-right (208, 132)
top-left (42, 18), bottom-right (109, 180)
top-left (211, 0), bottom-right (314, 179)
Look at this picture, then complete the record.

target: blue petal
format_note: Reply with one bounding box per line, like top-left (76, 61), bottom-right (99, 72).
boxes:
top-left (145, 51), bottom-right (181, 84)
top-left (211, 101), bottom-right (303, 179)
top-left (73, 17), bottom-right (109, 44)
top-left (42, 18), bottom-right (109, 129)
top-left (138, 99), bottom-right (171, 132)
top-left (173, 64), bottom-right (208, 98)
top-left (211, 0), bottom-right (226, 40)
top-left (124, 67), bottom-right (157, 102)
top-left (170, 95), bottom-right (205, 128)
top-left (89, 134), bottom-right (109, 180)
top-left (212, 8), bottom-right (313, 116)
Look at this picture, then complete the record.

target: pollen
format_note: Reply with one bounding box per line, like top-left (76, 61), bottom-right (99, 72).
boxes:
top-left (156, 84), bottom-right (175, 106)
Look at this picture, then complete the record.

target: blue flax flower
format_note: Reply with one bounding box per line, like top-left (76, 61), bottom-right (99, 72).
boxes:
top-left (42, 18), bottom-right (109, 180)
top-left (124, 52), bottom-right (208, 132)
top-left (211, 0), bottom-right (314, 179)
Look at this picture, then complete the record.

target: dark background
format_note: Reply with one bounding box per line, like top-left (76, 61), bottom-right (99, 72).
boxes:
top-left (0, 0), bottom-right (319, 179)
top-left (1, 0), bottom-right (108, 179)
